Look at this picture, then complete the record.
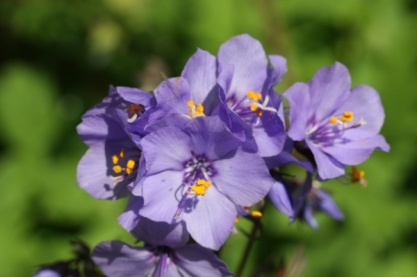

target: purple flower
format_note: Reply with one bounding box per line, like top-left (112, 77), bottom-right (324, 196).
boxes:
top-left (92, 220), bottom-right (234, 277)
top-left (133, 116), bottom-right (274, 250)
top-left (133, 49), bottom-right (218, 133)
top-left (33, 269), bottom-right (61, 277)
top-left (77, 86), bottom-right (154, 199)
top-left (130, 35), bottom-right (287, 158)
top-left (290, 174), bottom-right (344, 229)
top-left (214, 34), bottom-right (287, 157)
top-left (284, 62), bottom-right (390, 179)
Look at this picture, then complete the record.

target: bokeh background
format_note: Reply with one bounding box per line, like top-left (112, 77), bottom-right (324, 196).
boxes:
top-left (1, 0), bottom-right (416, 276)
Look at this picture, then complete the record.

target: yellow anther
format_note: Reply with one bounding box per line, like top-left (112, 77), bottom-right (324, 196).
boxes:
top-left (196, 179), bottom-right (211, 188)
top-left (329, 116), bottom-right (338, 124)
top-left (126, 159), bottom-right (135, 169)
top-left (351, 166), bottom-right (365, 183)
top-left (250, 103), bottom-right (258, 112)
top-left (247, 90), bottom-right (256, 99)
top-left (235, 217), bottom-right (239, 223)
top-left (351, 166), bottom-right (367, 188)
top-left (251, 211), bottom-right (262, 218)
top-left (112, 165), bottom-right (122, 174)
top-left (120, 148), bottom-right (125, 158)
top-left (247, 90), bottom-right (262, 101)
top-left (191, 179), bottom-right (211, 196)
top-left (341, 111), bottom-right (354, 122)
top-left (195, 103), bottom-right (204, 116)
top-left (191, 185), bottom-right (206, 195)
top-left (187, 100), bottom-right (195, 108)
top-left (112, 155), bottom-right (119, 164)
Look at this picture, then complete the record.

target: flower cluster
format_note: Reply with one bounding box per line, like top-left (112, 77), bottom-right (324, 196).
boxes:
top-left (74, 34), bottom-right (389, 276)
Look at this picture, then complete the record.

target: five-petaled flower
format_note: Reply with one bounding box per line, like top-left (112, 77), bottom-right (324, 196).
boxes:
top-left (284, 62), bottom-right (389, 180)
top-left (133, 116), bottom-right (274, 250)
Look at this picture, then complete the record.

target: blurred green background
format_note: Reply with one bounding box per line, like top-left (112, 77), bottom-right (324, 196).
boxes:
top-left (0, 0), bottom-right (416, 276)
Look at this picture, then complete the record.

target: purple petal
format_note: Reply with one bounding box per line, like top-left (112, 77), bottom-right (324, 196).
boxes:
top-left (174, 244), bottom-right (234, 276)
top-left (308, 62), bottom-right (351, 122)
top-left (307, 140), bottom-right (345, 180)
top-left (253, 110), bottom-right (286, 157)
top-left (315, 190), bottom-right (344, 220)
top-left (213, 149), bottom-right (274, 206)
top-left (82, 86), bottom-right (122, 117)
top-left (228, 110), bottom-right (258, 152)
top-left (154, 77), bottom-right (190, 114)
top-left (140, 127), bottom-right (191, 175)
top-left (334, 85), bottom-right (386, 140)
top-left (132, 218), bottom-right (189, 248)
top-left (181, 49), bottom-right (218, 114)
top-left (116, 86), bottom-right (156, 109)
top-left (77, 115), bottom-right (129, 147)
top-left (267, 55), bottom-right (287, 84)
top-left (323, 134), bottom-right (390, 165)
top-left (92, 241), bottom-right (155, 277)
top-left (118, 196), bottom-right (143, 231)
top-left (184, 117), bottom-right (240, 161)
top-left (283, 83), bottom-right (310, 141)
top-left (268, 179), bottom-right (293, 216)
top-left (77, 142), bottom-right (134, 199)
top-left (139, 170), bottom-right (184, 223)
top-left (33, 270), bottom-right (60, 277)
top-left (183, 186), bottom-right (236, 250)
top-left (303, 205), bottom-right (319, 229)
top-left (217, 64), bottom-right (234, 100)
top-left (218, 34), bottom-right (268, 100)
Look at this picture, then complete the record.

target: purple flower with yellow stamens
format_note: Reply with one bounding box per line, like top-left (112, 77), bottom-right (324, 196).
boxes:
top-left (92, 219), bottom-right (234, 277)
top-left (132, 116), bottom-right (274, 250)
top-left (214, 34), bottom-right (287, 157)
top-left (284, 62), bottom-right (390, 180)
top-left (132, 48), bottom-right (218, 133)
top-left (77, 86), bottom-right (154, 199)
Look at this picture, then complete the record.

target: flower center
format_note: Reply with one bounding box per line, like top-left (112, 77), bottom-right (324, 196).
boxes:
top-left (187, 100), bottom-right (205, 118)
top-left (127, 103), bottom-right (145, 123)
top-left (227, 91), bottom-right (277, 125)
top-left (110, 148), bottom-right (138, 184)
top-left (306, 111), bottom-right (366, 147)
top-left (174, 154), bottom-right (215, 219)
top-left (190, 179), bottom-right (211, 196)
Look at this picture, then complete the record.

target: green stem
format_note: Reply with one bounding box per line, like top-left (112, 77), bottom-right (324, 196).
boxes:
top-left (236, 222), bottom-right (258, 277)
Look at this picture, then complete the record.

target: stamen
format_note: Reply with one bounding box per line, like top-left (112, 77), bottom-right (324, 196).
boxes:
top-left (127, 114), bottom-right (138, 123)
top-left (127, 104), bottom-right (145, 123)
top-left (247, 90), bottom-right (262, 101)
top-left (235, 217), bottom-right (239, 223)
top-left (329, 116), bottom-right (338, 124)
top-left (112, 155), bottom-right (119, 164)
top-left (351, 166), bottom-right (367, 187)
top-left (111, 148), bottom-right (137, 176)
top-left (341, 111), bottom-right (354, 122)
top-left (251, 211), bottom-right (262, 218)
top-left (196, 103), bottom-right (204, 115)
top-left (187, 100), bottom-right (195, 108)
top-left (187, 100), bottom-right (205, 117)
top-left (190, 179), bottom-right (211, 196)
top-left (250, 103), bottom-right (258, 112)
top-left (246, 92), bottom-right (276, 118)
top-left (125, 159), bottom-right (135, 175)
top-left (113, 165), bottom-right (122, 173)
